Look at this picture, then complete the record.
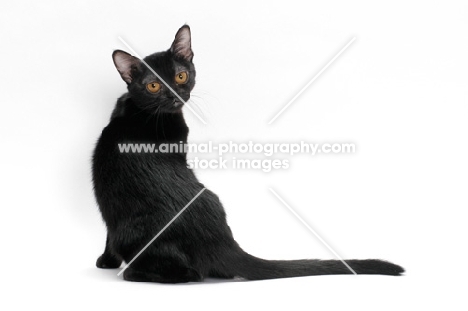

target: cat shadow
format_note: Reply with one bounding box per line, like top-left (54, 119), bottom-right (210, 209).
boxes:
top-left (83, 267), bottom-right (123, 283)
top-left (85, 267), bottom-right (245, 286)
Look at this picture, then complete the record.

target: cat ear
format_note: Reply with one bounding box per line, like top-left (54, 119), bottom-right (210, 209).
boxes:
top-left (170, 25), bottom-right (193, 62)
top-left (112, 50), bottom-right (141, 84)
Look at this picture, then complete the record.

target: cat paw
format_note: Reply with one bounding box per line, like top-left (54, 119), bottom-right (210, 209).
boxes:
top-left (123, 268), bottom-right (152, 282)
top-left (184, 268), bottom-right (203, 282)
top-left (96, 254), bottom-right (122, 269)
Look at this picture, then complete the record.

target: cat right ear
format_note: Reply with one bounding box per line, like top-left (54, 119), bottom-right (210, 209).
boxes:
top-left (112, 50), bottom-right (141, 84)
top-left (170, 25), bottom-right (193, 62)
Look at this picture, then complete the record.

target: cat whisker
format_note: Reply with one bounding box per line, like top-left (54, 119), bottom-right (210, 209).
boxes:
top-left (187, 98), bottom-right (206, 119)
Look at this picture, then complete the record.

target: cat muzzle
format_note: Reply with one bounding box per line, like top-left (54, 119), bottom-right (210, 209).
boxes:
top-left (173, 100), bottom-right (184, 108)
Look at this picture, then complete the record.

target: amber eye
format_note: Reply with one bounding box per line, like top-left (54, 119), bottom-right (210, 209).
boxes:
top-left (175, 71), bottom-right (188, 84)
top-left (146, 82), bottom-right (161, 93)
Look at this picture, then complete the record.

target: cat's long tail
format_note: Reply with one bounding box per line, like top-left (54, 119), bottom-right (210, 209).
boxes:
top-left (213, 249), bottom-right (404, 280)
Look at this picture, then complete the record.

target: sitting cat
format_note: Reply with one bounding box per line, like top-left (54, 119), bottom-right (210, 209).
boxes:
top-left (92, 25), bottom-right (404, 283)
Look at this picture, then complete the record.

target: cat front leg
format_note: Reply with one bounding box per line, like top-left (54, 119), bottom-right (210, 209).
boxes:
top-left (96, 233), bottom-right (122, 269)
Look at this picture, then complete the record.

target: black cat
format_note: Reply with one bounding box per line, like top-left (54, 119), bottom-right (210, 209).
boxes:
top-left (92, 25), bottom-right (404, 283)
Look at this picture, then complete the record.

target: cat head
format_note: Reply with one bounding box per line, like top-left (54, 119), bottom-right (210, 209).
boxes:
top-left (112, 25), bottom-right (195, 113)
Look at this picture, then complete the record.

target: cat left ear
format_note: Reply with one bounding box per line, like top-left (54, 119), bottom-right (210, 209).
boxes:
top-left (112, 50), bottom-right (141, 84)
top-left (170, 25), bottom-right (193, 62)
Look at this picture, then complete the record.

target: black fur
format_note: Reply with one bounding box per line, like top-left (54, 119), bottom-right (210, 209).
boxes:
top-left (92, 25), bottom-right (404, 283)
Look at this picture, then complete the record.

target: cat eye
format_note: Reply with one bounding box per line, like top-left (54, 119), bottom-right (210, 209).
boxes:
top-left (146, 82), bottom-right (161, 93)
top-left (175, 71), bottom-right (188, 84)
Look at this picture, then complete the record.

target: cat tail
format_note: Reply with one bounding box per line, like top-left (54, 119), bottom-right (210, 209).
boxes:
top-left (213, 249), bottom-right (404, 280)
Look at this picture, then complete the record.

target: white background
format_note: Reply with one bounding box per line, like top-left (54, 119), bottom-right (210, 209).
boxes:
top-left (1, 0), bottom-right (467, 310)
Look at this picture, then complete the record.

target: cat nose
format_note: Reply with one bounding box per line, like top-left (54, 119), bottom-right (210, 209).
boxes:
top-left (173, 99), bottom-right (183, 108)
